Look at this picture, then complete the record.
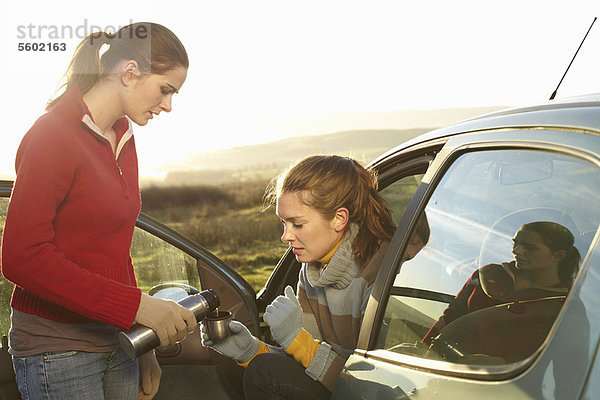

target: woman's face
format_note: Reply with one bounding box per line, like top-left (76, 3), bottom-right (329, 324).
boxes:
top-left (512, 229), bottom-right (563, 272)
top-left (124, 65), bottom-right (188, 126)
top-left (276, 192), bottom-right (345, 263)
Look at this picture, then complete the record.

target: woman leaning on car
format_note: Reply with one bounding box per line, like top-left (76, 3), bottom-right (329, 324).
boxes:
top-left (1, 22), bottom-right (195, 400)
top-left (202, 155), bottom-right (430, 400)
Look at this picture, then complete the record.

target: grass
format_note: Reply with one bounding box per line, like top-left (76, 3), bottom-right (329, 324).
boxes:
top-left (140, 180), bottom-right (286, 293)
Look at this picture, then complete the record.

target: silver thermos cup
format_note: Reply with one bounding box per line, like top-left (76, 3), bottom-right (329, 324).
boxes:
top-left (119, 289), bottom-right (219, 359)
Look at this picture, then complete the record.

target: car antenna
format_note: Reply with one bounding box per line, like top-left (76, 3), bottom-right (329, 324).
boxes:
top-left (549, 17), bottom-right (597, 100)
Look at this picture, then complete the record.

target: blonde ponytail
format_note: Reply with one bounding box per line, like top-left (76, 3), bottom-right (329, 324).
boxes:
top-left (47, 22), bottom-right (188, 109)
top-left (47, 31), bottom-right (112, 108)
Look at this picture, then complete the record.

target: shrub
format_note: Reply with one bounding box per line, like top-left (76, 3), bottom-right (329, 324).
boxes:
top-left (141, 185), bottom-right (234, 211)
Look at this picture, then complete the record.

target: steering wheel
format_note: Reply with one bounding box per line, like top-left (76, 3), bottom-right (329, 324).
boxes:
top-left (148, 282), bottom-right (200, 301)
top-left (428, 297), bottom-right (564, 364)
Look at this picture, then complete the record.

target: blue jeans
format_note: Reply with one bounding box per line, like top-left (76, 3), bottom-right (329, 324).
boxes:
top-left (12, 349), bottom-right (138, 400)
top-left (243, 352), bottom-right (331, 400)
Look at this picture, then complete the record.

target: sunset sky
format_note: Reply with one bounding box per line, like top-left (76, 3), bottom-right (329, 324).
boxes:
top-left (2, 0), bottom-right (599, 178)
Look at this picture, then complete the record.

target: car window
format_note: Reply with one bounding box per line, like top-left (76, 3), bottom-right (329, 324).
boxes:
top-left (130, 227), bottom-right (201, 294)
top-left (379, 174), bottom-right (424, 224)
top-left (376, 148), bottom-right (600, 369)
top-left (0, 198), bottom-right (11, 335)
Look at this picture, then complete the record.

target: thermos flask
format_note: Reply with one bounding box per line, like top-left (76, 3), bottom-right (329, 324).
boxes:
top-left (119, 289), bottom-right (219, 359)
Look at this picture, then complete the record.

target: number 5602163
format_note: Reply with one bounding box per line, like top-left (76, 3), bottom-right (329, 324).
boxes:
top-left (18, 42), bottom-right (67, 51)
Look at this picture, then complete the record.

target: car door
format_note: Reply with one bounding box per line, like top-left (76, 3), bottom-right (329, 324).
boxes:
top-left (332, 128), bottom-right (600, 399)
top-left (131, 213), bottom-right (259, 399)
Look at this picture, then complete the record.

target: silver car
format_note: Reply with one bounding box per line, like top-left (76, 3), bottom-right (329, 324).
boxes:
top-left (1, 93), bottom-right (599, 399)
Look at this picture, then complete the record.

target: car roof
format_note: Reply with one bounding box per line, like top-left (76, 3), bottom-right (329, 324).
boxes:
top-left (373, 93), bottom-right (600, 165)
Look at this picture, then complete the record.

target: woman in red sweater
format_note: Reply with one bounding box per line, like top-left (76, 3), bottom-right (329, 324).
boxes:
top-left (1, 22), bottom-right (195, 399)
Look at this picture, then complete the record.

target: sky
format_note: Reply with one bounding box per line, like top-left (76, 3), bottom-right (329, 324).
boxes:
top-left (2, 0), bottom-right (600, 179)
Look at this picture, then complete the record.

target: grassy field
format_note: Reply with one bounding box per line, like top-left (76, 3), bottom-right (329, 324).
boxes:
top-left (140, 180), bottom-right (288, 293)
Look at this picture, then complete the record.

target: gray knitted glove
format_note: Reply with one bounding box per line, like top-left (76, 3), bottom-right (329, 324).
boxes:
top-left (263, 285), bottom-right (302, 349)
top-left (200, 320), bottom-right (260, 363)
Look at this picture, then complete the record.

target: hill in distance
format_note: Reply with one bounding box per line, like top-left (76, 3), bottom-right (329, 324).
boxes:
top-left (141, 106), bottom-right (507, 187)
top-left (148, 128), bottom-right (428, 187)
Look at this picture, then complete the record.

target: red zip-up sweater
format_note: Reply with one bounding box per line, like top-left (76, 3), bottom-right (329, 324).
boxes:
top-left (1, 87), bottom-right (142, 329)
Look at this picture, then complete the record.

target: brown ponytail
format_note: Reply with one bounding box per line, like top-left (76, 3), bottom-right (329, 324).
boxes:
top-left (47, 22), bottom-right (188, 108)
top-left (520, 221), bottom-right (581, 283)
top-left (265, 155), bottom-right (397, 267)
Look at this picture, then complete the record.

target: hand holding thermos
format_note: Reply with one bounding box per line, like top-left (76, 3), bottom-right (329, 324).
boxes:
top-left (120, 289), bottom-right (219, 359)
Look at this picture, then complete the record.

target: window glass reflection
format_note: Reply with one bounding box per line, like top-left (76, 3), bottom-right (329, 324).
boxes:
top-left (379, 149), bottom-right (599, 367)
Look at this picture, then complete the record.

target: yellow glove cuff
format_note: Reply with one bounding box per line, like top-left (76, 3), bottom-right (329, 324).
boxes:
top-left (236, 341), bottom-right (270, 368)
top-left (285, 329), bottom-right (321, 368)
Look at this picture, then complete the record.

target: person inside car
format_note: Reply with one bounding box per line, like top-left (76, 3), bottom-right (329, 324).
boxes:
top-left (202, 155), bottom-right (429, 400)
top-left (422, 221), bottom-right (581, 346)
top-left (1, 22), bottom-right (194, 400)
